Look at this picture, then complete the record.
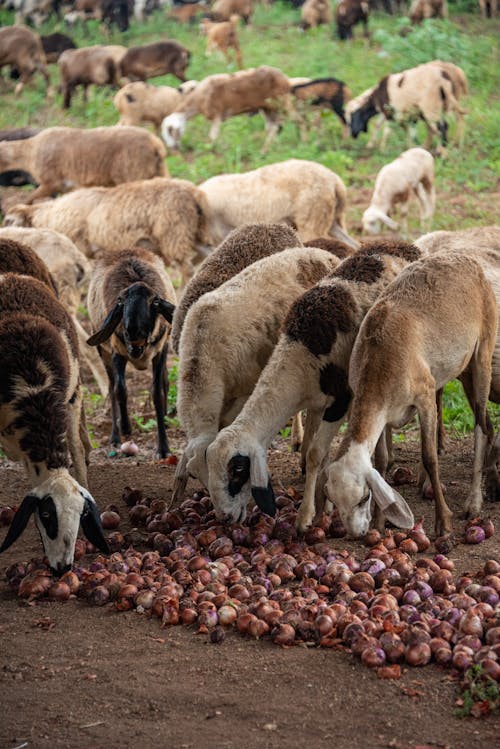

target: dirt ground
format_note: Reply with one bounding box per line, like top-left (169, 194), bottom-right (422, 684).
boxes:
top-left (1, 373), bottom-right (499, 749)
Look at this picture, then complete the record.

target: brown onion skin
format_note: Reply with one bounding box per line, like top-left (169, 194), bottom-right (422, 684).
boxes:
top-left (405, 643), bottom-right (432, 667)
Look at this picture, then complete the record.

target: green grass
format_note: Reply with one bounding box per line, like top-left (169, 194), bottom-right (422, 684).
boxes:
top-left (455, 664), bottom-right (500, 718)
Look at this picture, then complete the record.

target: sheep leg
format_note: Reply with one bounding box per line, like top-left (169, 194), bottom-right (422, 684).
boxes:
top-left (171, 450), bottom-right (189, 506)
top-left (208, 117), bottom-right (222, 143)
top-left (300, 408), bottom-right (323, 473)
top-left (20, 181), bottom-right (61, 204)
top-left (484, 430), bottom-right (500, 502)
top-left (152, 346), bottom-right (170, 459)
top-left (372, 428), bottom-right (394, 532)
top-left (111, 352), bottom-right (131, 444)
top-left (291, 411), bottom-right (304, 453)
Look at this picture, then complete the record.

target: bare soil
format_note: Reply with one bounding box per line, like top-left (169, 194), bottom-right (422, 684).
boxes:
top-left (1, 381), bottom-right (499, 749)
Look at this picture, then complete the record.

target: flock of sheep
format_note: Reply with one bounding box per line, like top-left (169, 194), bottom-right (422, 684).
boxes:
top-left (0, 1), bottom-right (498, 575)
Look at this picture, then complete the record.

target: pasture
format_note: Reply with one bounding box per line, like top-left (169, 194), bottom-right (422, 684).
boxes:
top-left (0, 4), bottom-right (499, 748)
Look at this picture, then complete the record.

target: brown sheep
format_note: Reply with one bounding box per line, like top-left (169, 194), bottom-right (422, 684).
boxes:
top-left (0, 26), bottom-right (50, 95)
top-left (336, 0), bottom-right (370, 40)
top-left (168, 2), bottom-right (207, 22)
top-left (210, 0), bottom-right (254, 23)
top-left (58, 45), bottom-right (127, 109)
top-left (300, 0), bottom-right (332, 29)
top-left (409, 0), bottom-right (448, 23)
top-left (119, 41), bottom-right (191, 84)
top-left (0, 126), bottom-right (168, 203)
top-left (200, 16), bottom-right (243, 68)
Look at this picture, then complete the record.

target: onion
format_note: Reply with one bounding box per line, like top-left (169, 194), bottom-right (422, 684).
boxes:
top-left (349, 572), bottom-right (375, 593)
top-left (464, 525), bottom-right (485, 545)
top-left (18, 573), bottom-right (52, 599)
top-left (60, 571), bottom-right (80, 594)
top-left (48, 581), bottom-right (71, 601)
top-left (218, 605), bottom-right (238, 626)
top-left (364, 529), bottom-right (381, 547)
top-left (87, 586), bottom-right (110, 606)
top-left (405, 643), bottom-right (431, 666)
top-left (271, 623), bottom-right (296, 646)
top-left (0, 505), bottom-right (15, 526)
top-left (100, 510), bottom-right (121, 530)
top-left (434, 535), bottom-right (454, 555)
top-left (210, 625), bottom-right (225, 644)
top-left (481, 658), bottom-right (500, 681)
top-left (485, 627), bottom-right (500, 646)
top-left (399, 538), bottom-right (418, 555)
top-left (361, 646), bottom-right (386, 668)
top-left (434, 647), bottom-right (453, 666)
top-left (452, 647), bottom-right (473, 671)
top-left (121, 440), bottom-right (139, 456)
top-left (379, 632), bottom-right (405, 663)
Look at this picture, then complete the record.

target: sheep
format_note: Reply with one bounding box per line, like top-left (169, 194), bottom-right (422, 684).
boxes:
top-left (174, 246), bottom-right (341, 508)
top-left (300, 0), bottom-right (332, 29)
top-left (0, 25), bottom-right (50, 95)
top-left (0, 236), bottom-right (58, 293)
top-left (58, 45), bottom-right (127, 109)
top-left (205, 240), bottom-right (422, 525)
top-left (362, 147), bottom-right (435, 234)
top-left (161, 66), bottom-right (291, 151)
top-left (168, 2), bottom-right (207, 22)
top-left (304, 236), bottom-right (356, 259)
top-left (349, 61), bottom-right (466, 152)
top-left (0, 126), bottom-right (167, 203)
top-left (5, 177), bottom-right (213, 280)
top-left (409, 0), bottom-right (447, 23)
top-left (336, 0), bottom-right (370, 40)
top-left (13, 0), bottom-right (54, 26)
top-left (0, 274), bottom-right (109, 573)
top-left (119, 41), bottom-right (191, 83)
top-left (0, 226), bottom-right (109, 399)
top-left (291, 77), bottom-right (352, 139)
top-left (113, 81), bottom-right (183, 131)
top-left (198, 159), bottom-right (357, 247)
top-left (479, 0), bottom-right (497, 16)
top-left (41, 32), bottom-right (77, 63)
top-left (325, 252), bottom-right (498, 538)
top-left (209, 0), bottom-right (254, 23)
top-left (86, 248), bottom-right (177, 458)
top-left (200, 16), bottom-right (243, 68)
top-left (0, 127), bottom-right (41, 189)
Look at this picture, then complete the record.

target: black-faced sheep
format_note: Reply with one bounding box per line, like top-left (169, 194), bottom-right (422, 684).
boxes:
top-left (0, 25), bottom-right (50, 95)
top-left (86, 248), bottom-right (177, 458)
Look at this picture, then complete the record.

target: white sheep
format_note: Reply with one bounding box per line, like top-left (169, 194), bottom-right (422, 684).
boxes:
top-left (362, 147), bottom-right (435, 234)
top-left (174, 246), bottom-right (342, 513)
top-left (325, 252), bottom-right (498, 538)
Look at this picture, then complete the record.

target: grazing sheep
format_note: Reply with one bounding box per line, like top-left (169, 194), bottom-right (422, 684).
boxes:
top-left (86, 248), bottom-right (177, 458)
top-left (0, 126), bottom-right (167, 203)
top-left (409, 0), bottom-right (447, 23)
top-left (205, 240), bottom-right (421, 525)
top-left (0, 226), bottom-right (109, 398)
top-left (171, 223), bottom-right (303, 353)
top-left (161, 66), bottom-right (291, 151)
top-left (41, 32), bottom-right (77, 63)
top-left (5, 178), bottom-right (213, 281)
top-left (0, 274), bottom-right (108, 573)
top-left (119, 41), bottom-right (191, 83)
top-left (113, 81), bottom-right (183, 131)
top-left (168, 2), bottom-right (207, 22)
top-left (200, 16), bottom-right (243, 68)
top-left (291, 77), bottom-right (352, 139)
top-left (362, 147), bottom-right (435, 234)
top-left (300, 0), bottom-right (332, 29)
top-left (210, 0), bottom-right (254, 23)
top-left (0, 25), bottom-right (50, 95)
top-left (198, 159), bottom-right (357, 247)
top-left (336, 0), bottom-right (370, 40)
top-left (58, 45), bottom-right (127, 108)
top-left (174, 246), bottom-right (341, 508)
top-left (349, 61), bottom-right (465, 151)
top-left (325, 252), bottom-right (498, 537)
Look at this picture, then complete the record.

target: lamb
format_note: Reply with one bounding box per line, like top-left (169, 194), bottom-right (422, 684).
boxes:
top-left (58, 45), bottom-right (127, 108)
top-left (325, 252), bottom-right (498, 538)
top-left (0, 273), bottom-right (109, 573)
top-left (336, 0), bottom-right (370, 40)
top-left (113, 81), bottom-right (183, 131)
top-left (4, 178), bottom-right (213, 281)
top-left (349, 61), bottom-right (466, 151)
top-left (209, 0), bottom-right (254, 23)
top-left (198, 159), bottom-right (357, 247)
top-left (362, 147), bottom-right (435, 234)
top-left (86, 248), bottom-right (177, 459)
top-left (0, 126), bottom-right (167, 203)
top-left (119, 41), bottom-right (191, 83)
top-left (291, 77), bottom-right (352, 139)
top-left (0, 25), bottom-right (50, 95)
top-left (161, 66), bottom-right (291, 151)
top-left (0, 226), bottom-right (109, 398)
top-left (174, 246), bottom-right (341, 508)
top-left (300, 0), bottom-right (332, 29)
top-left (204, 240), bottom-right (421, 525)
top-left (200, 16), bottom-right (243, 68)
top-left (409, 0), bottom-right (447, 23)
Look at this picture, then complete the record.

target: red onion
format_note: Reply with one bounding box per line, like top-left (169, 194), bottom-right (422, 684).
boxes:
top-left (486, 627), bottom-right (500, 646)
top-left (434, 647), bottom-right (453, 666)
top-left (452, 646), bottom-right (474, 671)
top-left (434, 535), bottom-right (454, 555)
top-left (87, 586), bottom-right (110, 606)
top-left (481, 658), bottom-right (500, 681)
top-left (379, 632), bottom-right (405, 663)
top-left (0, 505), bottom-right (15, 526)
top-left (364, 529), bottom-right (381, 547)
top-left (361, 646), bottom-right (386, 668)
top-left (18, 573), bottom-right (52, 599)
top-left (272, 623), bottom-right (296, 646)
top-left (484, 559), bottom-right (500, 575)
top-left (48, 581), bottom-right (71, 601)
top-left (464, 525), bottom-right (485, 544)
top-left (405, 643), bottom-right (431, 666)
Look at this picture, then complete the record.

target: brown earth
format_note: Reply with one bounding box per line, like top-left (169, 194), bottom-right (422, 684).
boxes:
top-left (0, 379), bottom-right (499, 749)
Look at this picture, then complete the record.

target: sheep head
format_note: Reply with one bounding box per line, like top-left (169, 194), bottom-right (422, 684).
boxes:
top-left (350, 101), bottom-right (378, 138)
top-left (161, 112), bottom-right (188, 149)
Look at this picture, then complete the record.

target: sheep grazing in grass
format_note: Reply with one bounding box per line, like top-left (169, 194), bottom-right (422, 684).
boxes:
top-left (168, 2), bottom-right (207, 22)
top-left (205, 240), bottom-right (421, 526)
top-left (291, 77), bottom-right (352, 139)
top-left (5, 178), bottom-right (214, 281)
top-left (300, 0), bottom-right (332, 29)
top-left (326, 252), bottom-right (498, 538)
top-left (87, 248), bottom-right (177, 459)
top-left (119, 41), bottom-right (191, 83)
top-left (198, 159), bottom-right (358, 248)
top-left (161, 66), bottom-right (291, 151)
top-left (362, 147), bottom-right (435, 234)
top-left (170, 223), bottom-right (303, 353)
top-left (409, 0), bottom-right (447, 24)
top-left (0, 25), bottom-right (50, 95)
top-left (200, 16), bottom-right (243, 68)
top-left (0, 126), bottom-right (167, 203)
top-left (58, 45), bottom-right (127, 109)
top-left (209, 0), bottom-right (254, 23)
top-left (114, 82), bottom-right (183, 132)
top-left (174, 246), bottom-right (341, 510)
top-left (336, 0), bottom-right (370, 40)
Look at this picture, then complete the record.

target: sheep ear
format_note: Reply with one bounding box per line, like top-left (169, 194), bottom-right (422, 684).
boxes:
top-left (87, 302), bottom-right (123, 346)
top-left (153, 298), bottom-right (176, 324)
top-left (250, 448), bottom-right (276, 517)
top-left (367, 468), bottom-right (414, 529)
top-left (0, 494), bottom-right (38, 552)
top-left (80, 498), bottom-right (110, 554)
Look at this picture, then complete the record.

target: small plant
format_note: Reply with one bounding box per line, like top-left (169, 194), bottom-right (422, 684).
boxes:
top-left (455, 664), bottom-right (500, 718)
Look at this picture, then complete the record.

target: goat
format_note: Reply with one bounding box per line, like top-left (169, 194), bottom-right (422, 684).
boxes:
top-left (86, 248), bottom-right (177, 459)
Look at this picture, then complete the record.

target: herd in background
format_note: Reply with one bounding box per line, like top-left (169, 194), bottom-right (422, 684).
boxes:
top-left (0, 2), bottom-right (498, 573)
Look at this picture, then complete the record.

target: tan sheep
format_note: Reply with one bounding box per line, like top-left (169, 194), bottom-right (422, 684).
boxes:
top-left (4, 178), bottom-right (215, 281)
top-left (200, 16), bottom-right (243, 68)
top-left (0, 126), bottom-right (168, 203)
top-left (198, 159), bottom-right (357, 247)
top-left (409, 0), bottom-right (448, 23)
top-left (58, 45), bottom-right (127, 109)
top-left (0, 25), bottom-right (50, 95)
top-left (300, 0), bottom-right (332, 29)
top-left (210, 0), bottom-right (254, 23)
top-left (114, 81), bottom-right (183, 131)
top-left (161, 66), bottom-right (291, 151)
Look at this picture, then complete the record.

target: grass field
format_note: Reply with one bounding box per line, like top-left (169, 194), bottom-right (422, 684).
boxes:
top-left (0, 3), bottom-right (499, 433)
